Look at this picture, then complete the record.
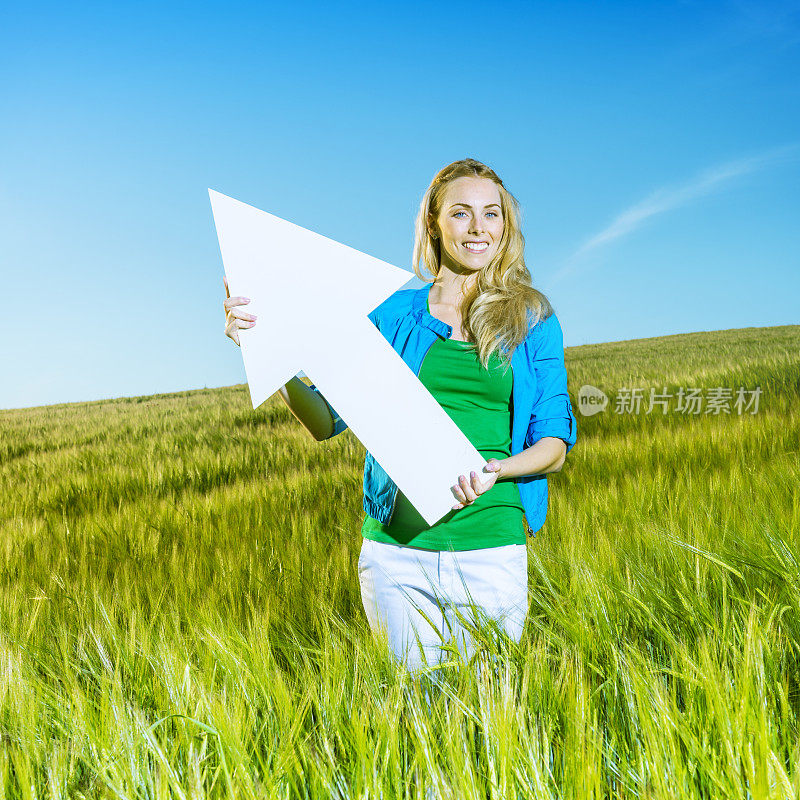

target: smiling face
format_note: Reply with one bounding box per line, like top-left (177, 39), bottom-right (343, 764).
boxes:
top-left (430, 176), bottom-right (505, 275)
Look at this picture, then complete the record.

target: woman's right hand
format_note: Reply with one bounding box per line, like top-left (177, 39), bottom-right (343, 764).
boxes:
top-left (223, 276), bottom-right (257, 347)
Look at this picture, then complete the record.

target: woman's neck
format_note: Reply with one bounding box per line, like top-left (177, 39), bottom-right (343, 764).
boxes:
top-left (429, 264), bottom-right (477, 308)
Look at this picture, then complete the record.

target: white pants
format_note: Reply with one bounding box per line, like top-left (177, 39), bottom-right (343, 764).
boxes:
top-left (358, 538), bottom-right (528, 674)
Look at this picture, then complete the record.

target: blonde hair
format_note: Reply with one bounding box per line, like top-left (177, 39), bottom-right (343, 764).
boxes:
top-left (412, 158), bottom-right (553, 370)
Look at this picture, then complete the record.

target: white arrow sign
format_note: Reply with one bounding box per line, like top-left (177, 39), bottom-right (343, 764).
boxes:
top-left (209, 189), bottom-right (488, 526)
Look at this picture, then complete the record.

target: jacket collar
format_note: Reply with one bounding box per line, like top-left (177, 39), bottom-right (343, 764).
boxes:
top-left (411, 283), bottom-right (452, 339)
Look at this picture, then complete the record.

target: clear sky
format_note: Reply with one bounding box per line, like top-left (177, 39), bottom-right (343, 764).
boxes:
top-left (1, 0), bottom-right (798, 410)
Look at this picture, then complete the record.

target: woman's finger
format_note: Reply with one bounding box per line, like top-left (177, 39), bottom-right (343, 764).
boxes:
top-left (471, 470), bottom-right (490, 495)
top-left (225, 315), bottom-right (253, 340)
top-left (223, 295), bottom-right (250, 311)
top-left (451, 483), bottom-right (467, 503)
top-left (224, 275), bottom-right (231, 298)
top-left (470, 471), bottom-right (482, 494)
top-left (230, 318), bottom-right (255, 332)
top-left (224, 321), bottom-right (241, 346)
top-left (458, 474), bottom-right (477, 503)
top-left (227, 307), bottom-right (257, 323)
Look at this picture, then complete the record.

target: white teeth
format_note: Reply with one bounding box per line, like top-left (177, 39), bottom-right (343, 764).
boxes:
top-left (464, 242), bottom-right (488, 251)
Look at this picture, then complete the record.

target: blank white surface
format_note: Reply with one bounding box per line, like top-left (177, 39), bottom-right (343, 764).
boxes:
top-left (210, 189), bottom-right (488, 526)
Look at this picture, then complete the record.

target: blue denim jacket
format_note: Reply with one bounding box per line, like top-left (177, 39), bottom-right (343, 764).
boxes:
top-left (309, 282), bottom-right (577, 536)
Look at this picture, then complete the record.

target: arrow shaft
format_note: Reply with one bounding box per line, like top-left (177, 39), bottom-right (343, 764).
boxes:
top-left (304, 315), bottom-right (487, 526)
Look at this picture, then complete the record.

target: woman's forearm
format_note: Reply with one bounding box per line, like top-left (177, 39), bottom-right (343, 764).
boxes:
top-left (495, 437), bottom-right (567, 480)
top-left (278, 377), bottom-right (335, 441)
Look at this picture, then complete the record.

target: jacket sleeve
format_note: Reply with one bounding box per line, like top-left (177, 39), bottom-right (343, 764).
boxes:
top-left (524, 312), bottom-right (578, 455)
top-left (305, 305), bottom-right (382, 441)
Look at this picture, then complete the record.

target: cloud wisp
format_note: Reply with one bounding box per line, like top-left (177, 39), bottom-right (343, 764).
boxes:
top-left (552, 142), bottom-right (800, 282)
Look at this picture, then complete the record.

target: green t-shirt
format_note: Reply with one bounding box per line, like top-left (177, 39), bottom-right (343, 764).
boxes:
top-left (361, 298), bottom-right (525, 551)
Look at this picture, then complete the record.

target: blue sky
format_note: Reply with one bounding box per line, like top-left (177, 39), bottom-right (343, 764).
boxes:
top-left (1, 0), bottom-right (798, 410)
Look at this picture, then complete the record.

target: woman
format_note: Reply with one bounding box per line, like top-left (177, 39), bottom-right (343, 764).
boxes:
top-left (223, 158), bottom-right (577, 676)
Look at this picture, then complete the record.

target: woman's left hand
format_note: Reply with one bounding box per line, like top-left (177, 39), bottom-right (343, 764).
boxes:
top-left (451, 459), bottom-right (503, 510)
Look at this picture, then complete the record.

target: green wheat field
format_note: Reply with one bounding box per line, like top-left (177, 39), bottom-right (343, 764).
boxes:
top-left (1, 324), bottom-right (799, 799)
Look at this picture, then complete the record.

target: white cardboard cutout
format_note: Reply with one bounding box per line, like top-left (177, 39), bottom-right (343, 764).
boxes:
top-left (209, 189), bottom-right (488, 526)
